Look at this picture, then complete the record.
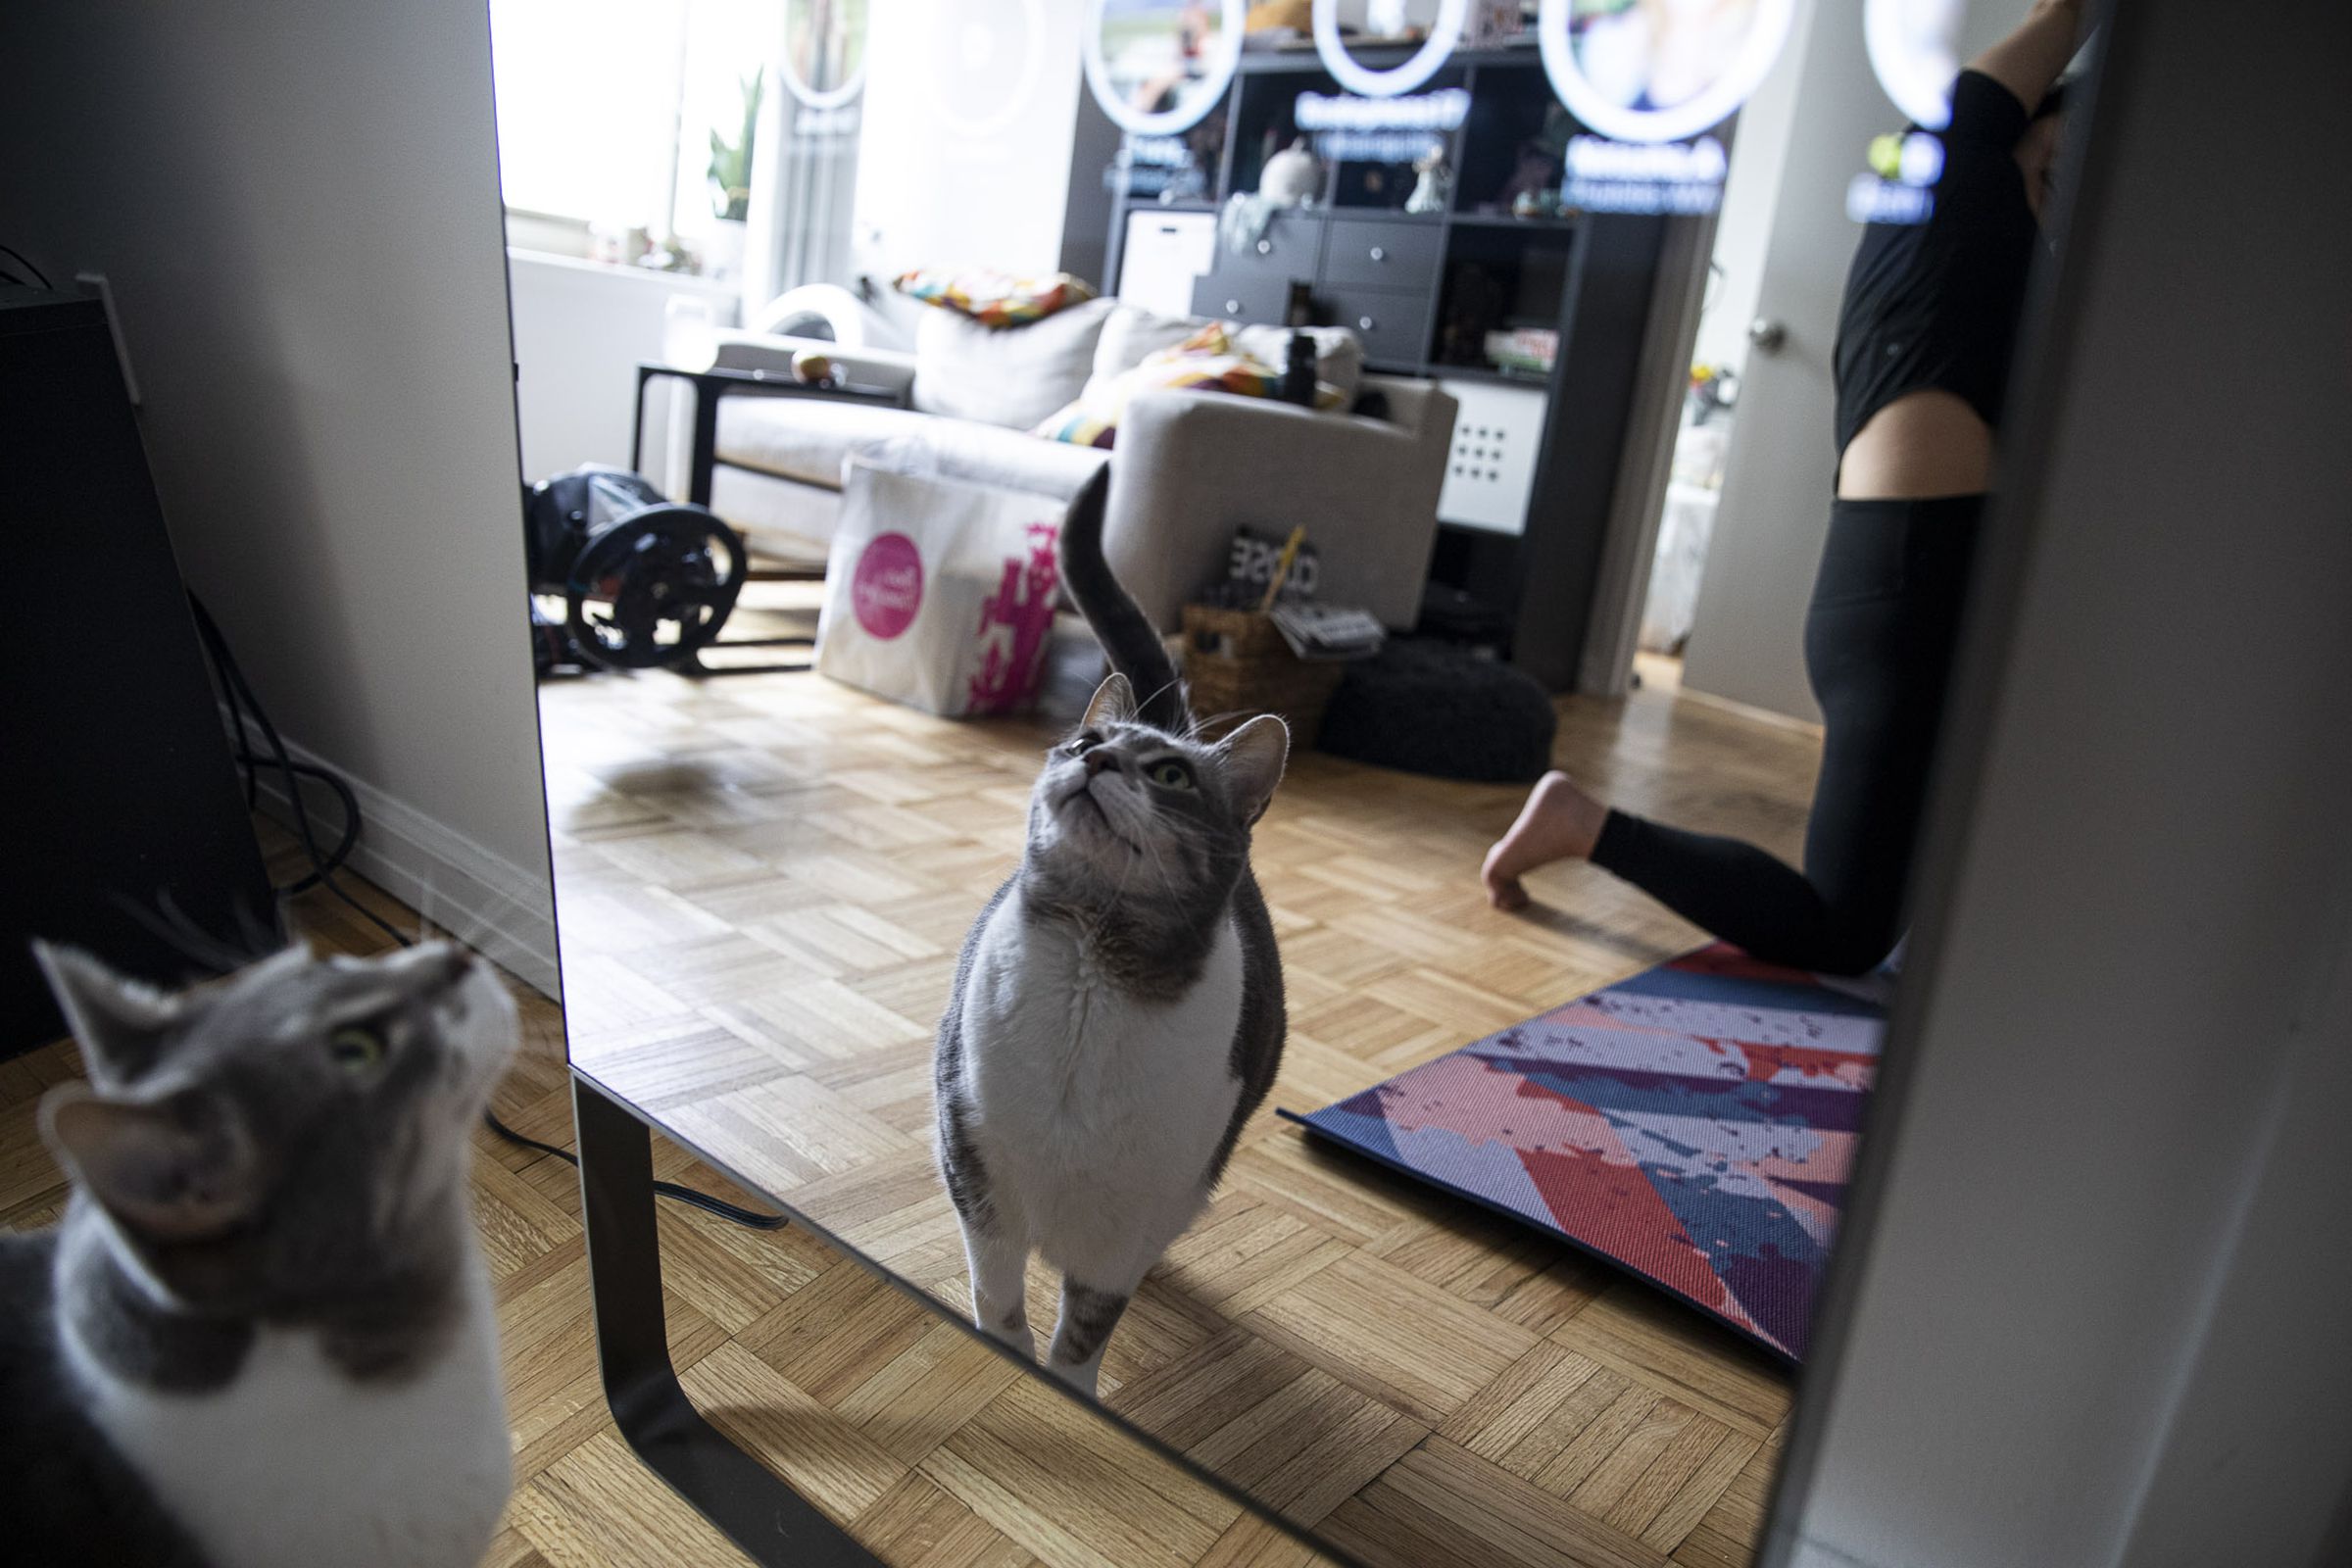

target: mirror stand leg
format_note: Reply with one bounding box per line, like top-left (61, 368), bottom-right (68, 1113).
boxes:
top-left (571, 1071), bottom-right (881, 1567)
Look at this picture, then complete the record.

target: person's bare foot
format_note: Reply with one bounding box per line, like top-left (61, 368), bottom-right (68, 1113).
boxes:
top-left (1482, 771), bottom-right (1609, 910)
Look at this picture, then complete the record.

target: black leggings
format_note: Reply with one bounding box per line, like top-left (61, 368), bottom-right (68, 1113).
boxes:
top-left (1592, 496), bottom-right (1984, 975)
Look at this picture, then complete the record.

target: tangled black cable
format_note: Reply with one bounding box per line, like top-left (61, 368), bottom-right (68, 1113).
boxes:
top-left (188, 593), bottom-right (786, 1232)
top-left (0, 241), bottom-right (55, 290)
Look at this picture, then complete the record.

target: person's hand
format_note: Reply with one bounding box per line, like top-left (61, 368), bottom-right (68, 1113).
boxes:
top-left (1971, 0), bottom-right (2090, 117)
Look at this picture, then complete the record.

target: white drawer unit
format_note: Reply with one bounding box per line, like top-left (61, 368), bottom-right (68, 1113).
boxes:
top-left (1435, 378), bottom-right (1546, 535)
top-left (1118, 210), bottom-right (1217, 318)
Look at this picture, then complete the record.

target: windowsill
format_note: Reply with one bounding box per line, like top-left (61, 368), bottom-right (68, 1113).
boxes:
top-left (506, 248), bottom-right (740, 298)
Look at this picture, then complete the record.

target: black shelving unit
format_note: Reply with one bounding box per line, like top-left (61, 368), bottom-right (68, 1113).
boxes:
top-left (1101, 40), bottom-right (1674, 688)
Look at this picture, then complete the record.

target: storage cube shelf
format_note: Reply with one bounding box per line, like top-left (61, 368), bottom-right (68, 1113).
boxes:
top-left (1102, 40), bottom-right (1675, 689)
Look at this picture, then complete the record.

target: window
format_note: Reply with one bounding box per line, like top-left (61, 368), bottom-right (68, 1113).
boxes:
top-left (490, 0), bottom-right (781, 244)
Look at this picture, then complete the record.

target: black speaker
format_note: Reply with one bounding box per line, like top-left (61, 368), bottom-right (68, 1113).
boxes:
top-left (0, 284), bottom-right (274, 1057)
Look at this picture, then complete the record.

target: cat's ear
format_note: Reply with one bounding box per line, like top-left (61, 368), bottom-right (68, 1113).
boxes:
top-left (1082, 673), bottom-right (1137, 729)
top-left (39, 1084), bottom-right (264, 1243)
top-left (33, 943), bottom-right (179, 1089)
top-left (1219, 714), bottom-right (1290, 826)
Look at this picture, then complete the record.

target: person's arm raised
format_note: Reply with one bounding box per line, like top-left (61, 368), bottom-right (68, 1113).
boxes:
top-left (1968, 0), bottom-right (2090, 115)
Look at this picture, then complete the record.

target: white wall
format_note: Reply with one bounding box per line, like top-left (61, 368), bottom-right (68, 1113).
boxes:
top-left (0, 0), bottom-right (558, 990)
top-left (851, 0), bottom-right (1090, 335)
top-left (1766, 2), bottom-right (2352, 1561)
top-left (507, 251), bottom-right (736, 484)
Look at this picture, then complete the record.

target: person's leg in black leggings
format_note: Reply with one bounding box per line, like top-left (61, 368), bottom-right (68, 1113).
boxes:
top-left (1482, 497), bottom-right (1982, 976)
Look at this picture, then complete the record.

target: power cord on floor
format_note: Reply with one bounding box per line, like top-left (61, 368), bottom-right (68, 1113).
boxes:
top-left (188, 592), bottom-right (788, 1233)
top-left (478, 1110), bottom-right (791, 1230)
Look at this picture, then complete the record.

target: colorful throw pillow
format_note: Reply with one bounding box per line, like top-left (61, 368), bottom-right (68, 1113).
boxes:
top-left (1033, 323), bottom-right (1344, 449)
top-left (894, 268), bottom-right (1099, 329)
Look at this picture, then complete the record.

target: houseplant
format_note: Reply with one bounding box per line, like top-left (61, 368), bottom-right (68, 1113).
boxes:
top-left (705, 69), bottom-right (762, 280)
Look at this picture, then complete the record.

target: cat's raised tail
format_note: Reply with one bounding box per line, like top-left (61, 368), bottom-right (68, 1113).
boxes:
top-left (1056, 466), bottom-right (1189, 733)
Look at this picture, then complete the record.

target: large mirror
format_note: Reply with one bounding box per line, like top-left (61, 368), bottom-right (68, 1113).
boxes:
top-left (497, 0), bottom-right (2102, 1559)
top-left (19, 1), bottom-right (2350, 1566)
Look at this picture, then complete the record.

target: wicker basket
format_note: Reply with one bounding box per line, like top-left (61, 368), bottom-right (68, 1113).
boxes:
top-left (1180, 604), bottom-right (1346, 747)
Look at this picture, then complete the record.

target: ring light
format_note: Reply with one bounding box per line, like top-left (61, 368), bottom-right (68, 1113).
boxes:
top-left (1538, 0), bottom-right (1796, 145)
top-left (1082, 0), bottom-right (1247, 136)
top-left (1311, 0), bottom-right (1467, 99)
top-left (778, 0), bottom-right (868, 110)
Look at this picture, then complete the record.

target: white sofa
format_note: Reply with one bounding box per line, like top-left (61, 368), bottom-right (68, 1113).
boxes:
top-left (694, 298), bottom-right (1458, 631)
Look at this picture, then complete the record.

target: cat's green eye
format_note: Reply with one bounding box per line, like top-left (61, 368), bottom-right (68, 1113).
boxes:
top-left (1149, 760), bottom-right (1195, 790)
top-left (1063, 731), bottom-right (1101, 758)
top-left (328, 1026), bottom-right (386, 1073)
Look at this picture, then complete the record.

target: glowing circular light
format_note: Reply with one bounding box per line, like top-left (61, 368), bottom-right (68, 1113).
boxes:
top-left (1082, 0), bottom-right (1246, 137)
top-left (778, 0), bottom-right (869, 110)
top-left (1538, 0), bottom-right (1796, 146)
top-left (1311, 0), bottom-right (1467, 100)
top-left (1865, 0), bottom-right (1961, 130)
top-left (923, 0), bottom-right (1049, 140)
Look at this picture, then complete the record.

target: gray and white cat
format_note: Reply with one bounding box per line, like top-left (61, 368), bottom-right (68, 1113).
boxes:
top-left (0, 941), bottom-right (517, 1568)
top-left (935, 469), bottom-right (1289, 1397)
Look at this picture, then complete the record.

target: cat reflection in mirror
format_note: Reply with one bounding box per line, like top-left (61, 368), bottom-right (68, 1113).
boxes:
top-left (0, 941), bottom-right (517, 1568)
top-left (935, 469), bottom-right (1289, 1397)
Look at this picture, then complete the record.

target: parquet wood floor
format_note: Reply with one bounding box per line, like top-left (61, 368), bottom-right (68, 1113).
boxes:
top-left (4, 654), bottom-right (1814, 1566)
top-left (3, 827), bottom-right (1336, 1568)
top-left (536, 649), bottom-right (1819, 1565)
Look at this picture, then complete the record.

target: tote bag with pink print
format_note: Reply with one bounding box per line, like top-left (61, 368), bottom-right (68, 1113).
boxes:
top-left (815, 454), bottom-right (1063, 718)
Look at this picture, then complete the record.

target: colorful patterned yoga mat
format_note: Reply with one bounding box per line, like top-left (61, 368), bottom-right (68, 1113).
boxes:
top-left (1280, 945), bottom-right (1889, 1362)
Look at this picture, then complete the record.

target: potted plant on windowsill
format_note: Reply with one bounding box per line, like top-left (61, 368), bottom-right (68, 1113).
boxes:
top-left (704, 69), bottom-right (762, 282)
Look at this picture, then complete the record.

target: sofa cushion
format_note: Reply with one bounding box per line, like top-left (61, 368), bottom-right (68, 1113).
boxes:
top-left (910, 295), bottom-right (1115, 430)
top-left (897, 419), bottom-right (1109, 501)
top-left (715, 398), bottom-right (1105, 500)
top-left (713, 398), bottom-right (935, 490)
top-left (1091, 303), bottom-right (1207, 382)
top-left (1236, 321), bottom-right (1363, 405)
top-left (1087, 303), bottom-right (1363, 408)
top-left (1036, 322), bottom-right (1348, 450)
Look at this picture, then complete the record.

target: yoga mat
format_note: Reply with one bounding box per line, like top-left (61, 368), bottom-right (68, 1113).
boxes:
top-left (1280, 944), bottom-right (1888, 1361)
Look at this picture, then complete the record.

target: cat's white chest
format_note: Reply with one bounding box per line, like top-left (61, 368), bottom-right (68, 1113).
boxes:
top-left (69, 1262), bottom-right (511, 1568)
top-left (956, 891), bottom-right (1246, 1279)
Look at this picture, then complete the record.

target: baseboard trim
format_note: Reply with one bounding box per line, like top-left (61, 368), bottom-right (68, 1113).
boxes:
top-left (1671, 678), bottom-right (1827, 738)
top-left (241, 731), bottom-right (561, 1000)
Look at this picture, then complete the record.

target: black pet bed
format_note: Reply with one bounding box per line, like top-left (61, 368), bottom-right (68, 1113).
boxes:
top-left (1316, 639), bottom-right (1555, 782)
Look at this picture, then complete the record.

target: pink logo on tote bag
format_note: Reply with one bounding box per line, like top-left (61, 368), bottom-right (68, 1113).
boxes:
top-left (852, 532), bottom-right (923, 638)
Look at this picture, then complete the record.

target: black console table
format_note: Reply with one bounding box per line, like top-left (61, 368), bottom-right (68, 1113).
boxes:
top-left (630, 363), bottom-right (907, 511)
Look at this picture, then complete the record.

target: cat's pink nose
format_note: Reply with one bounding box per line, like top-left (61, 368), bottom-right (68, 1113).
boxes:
top-left (1084, 750), bottom-right (1119, 776)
